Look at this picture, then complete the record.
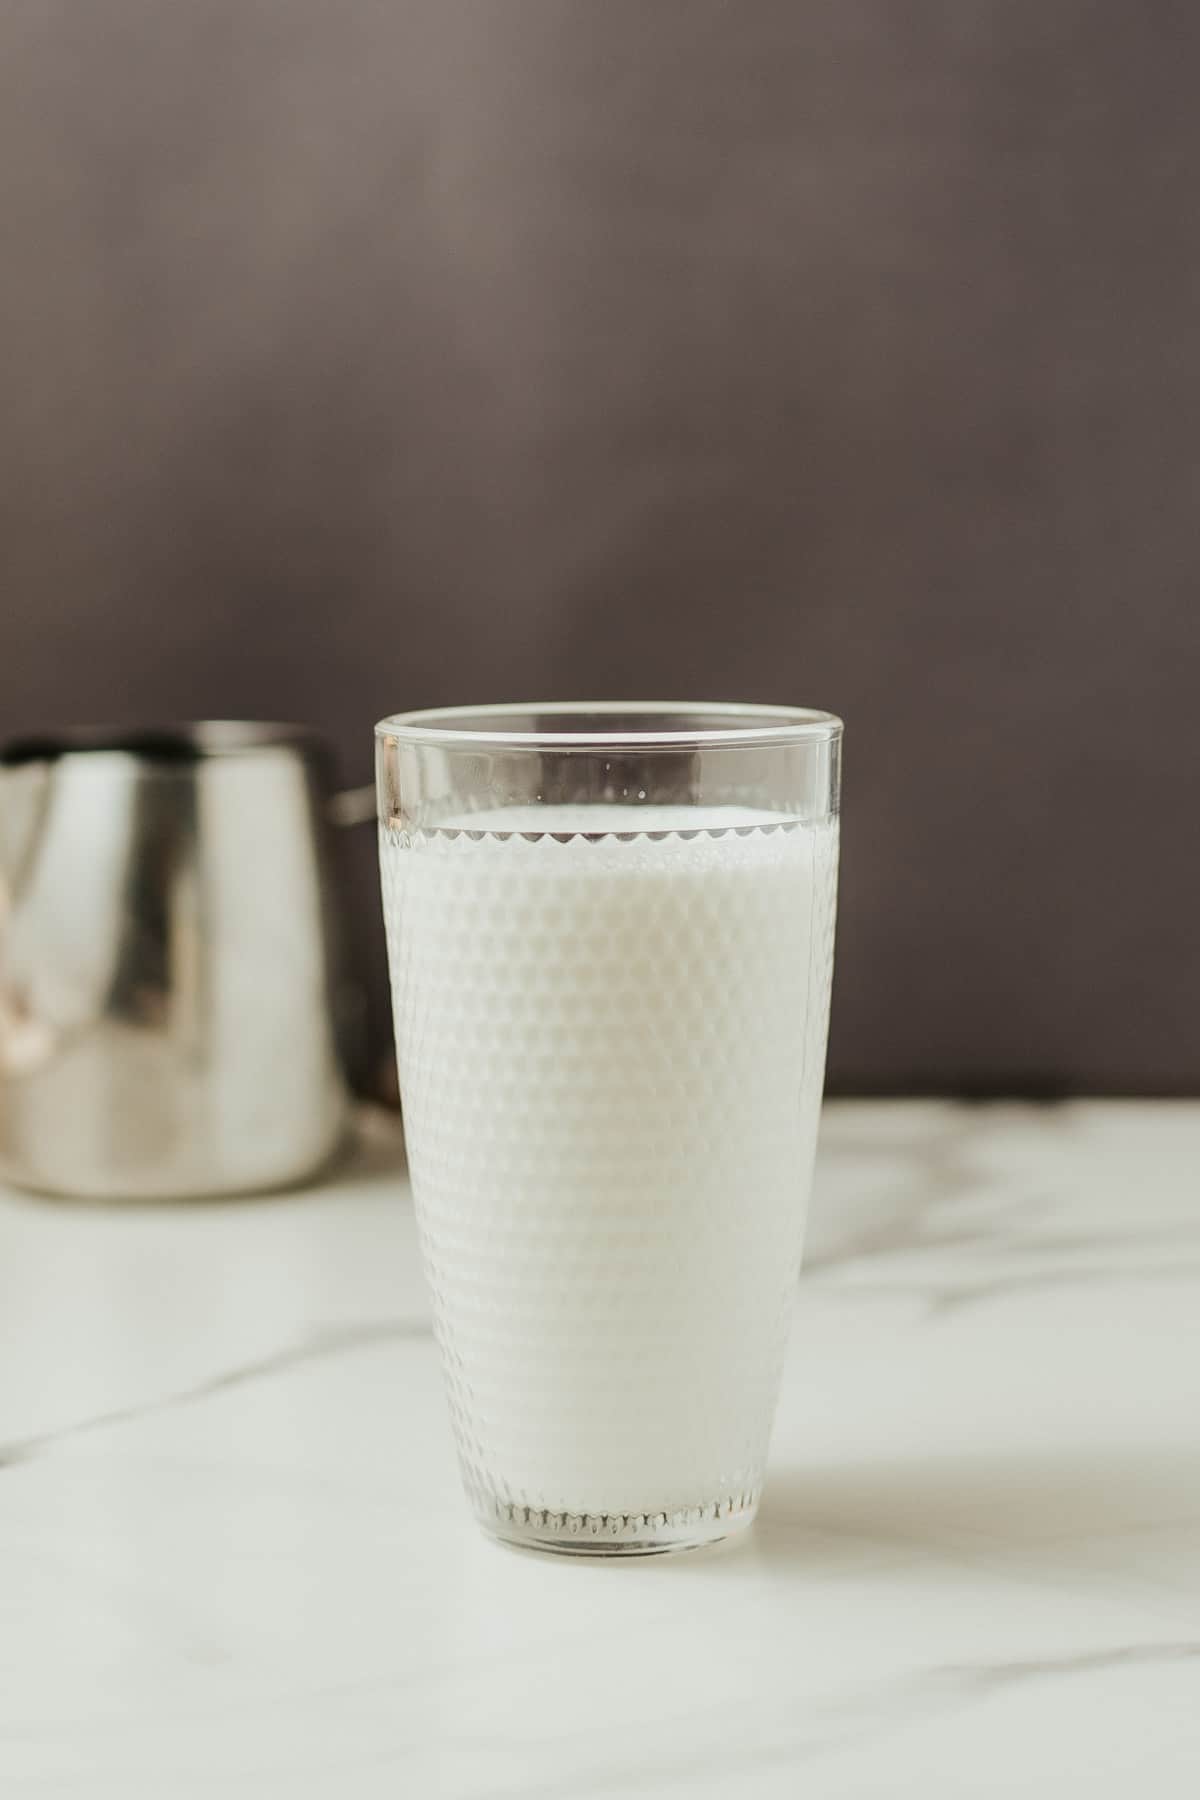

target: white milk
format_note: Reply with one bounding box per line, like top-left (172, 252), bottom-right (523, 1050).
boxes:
top-left (381, 806), bottom-right (838, 1537)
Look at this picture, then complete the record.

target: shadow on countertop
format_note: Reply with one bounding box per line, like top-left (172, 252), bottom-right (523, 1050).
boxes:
top-left (735, 1449), bottom-right (1200, 1579)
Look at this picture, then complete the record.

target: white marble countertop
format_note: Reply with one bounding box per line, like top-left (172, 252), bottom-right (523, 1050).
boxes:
top-left (1, 1102), bottom-right (1197, 1796)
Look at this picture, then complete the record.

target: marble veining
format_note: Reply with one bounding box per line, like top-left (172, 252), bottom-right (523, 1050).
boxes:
top-left (0, 1101), bottom-right (1197, 1796)
top-left (0, 1318), bottom-right (429, 1470)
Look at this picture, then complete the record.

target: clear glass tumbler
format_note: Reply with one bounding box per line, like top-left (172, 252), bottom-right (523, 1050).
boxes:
top-left (377, 703), bottom-right (842, 1555)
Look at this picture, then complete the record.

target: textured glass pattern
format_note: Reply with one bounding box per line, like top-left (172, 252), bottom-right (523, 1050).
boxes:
top-left (382, 815), bottom-right (838, 1552)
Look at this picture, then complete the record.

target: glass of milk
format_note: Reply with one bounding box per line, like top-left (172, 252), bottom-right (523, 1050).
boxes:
top-left (376, 703), bottom-right (841, 1555)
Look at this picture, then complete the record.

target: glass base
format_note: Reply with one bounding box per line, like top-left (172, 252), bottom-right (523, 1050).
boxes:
top-left (478, 1491), bottom-right (761, 1558)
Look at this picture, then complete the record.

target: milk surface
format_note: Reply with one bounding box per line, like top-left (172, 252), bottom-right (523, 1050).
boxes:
top-left (381, 806), bottom-right (838, 1527)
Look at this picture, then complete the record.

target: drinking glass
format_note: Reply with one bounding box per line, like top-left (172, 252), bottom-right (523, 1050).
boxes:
top-left (377, 703), bottom-right (841, 1555)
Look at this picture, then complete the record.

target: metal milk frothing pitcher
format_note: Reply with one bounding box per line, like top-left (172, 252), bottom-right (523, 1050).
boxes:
top-left (0, 723), bottom-right (365, 1199)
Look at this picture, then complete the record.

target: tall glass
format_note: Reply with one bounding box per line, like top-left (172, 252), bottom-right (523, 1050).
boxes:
top-left (377, 704), bottom-right (842, 1555)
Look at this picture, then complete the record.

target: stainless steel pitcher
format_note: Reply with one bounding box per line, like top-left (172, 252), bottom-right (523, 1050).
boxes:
top-left (0, 723), bottom-right (362, 1198)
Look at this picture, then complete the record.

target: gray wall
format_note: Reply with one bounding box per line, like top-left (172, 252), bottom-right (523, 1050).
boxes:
top-left (3, 3), bottom-right (1197, 1093)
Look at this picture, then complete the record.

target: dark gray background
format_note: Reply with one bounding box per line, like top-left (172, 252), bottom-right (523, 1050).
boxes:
top-left (3, 3), bottom-right (1196, 1093)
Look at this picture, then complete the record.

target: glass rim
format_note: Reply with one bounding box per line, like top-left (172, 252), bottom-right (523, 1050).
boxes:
top-left (374, 701), bottom-right (843, 751)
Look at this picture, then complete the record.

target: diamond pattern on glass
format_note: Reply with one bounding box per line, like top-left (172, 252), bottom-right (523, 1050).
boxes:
top-left (381, 817), bottom-right (838, 1534)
